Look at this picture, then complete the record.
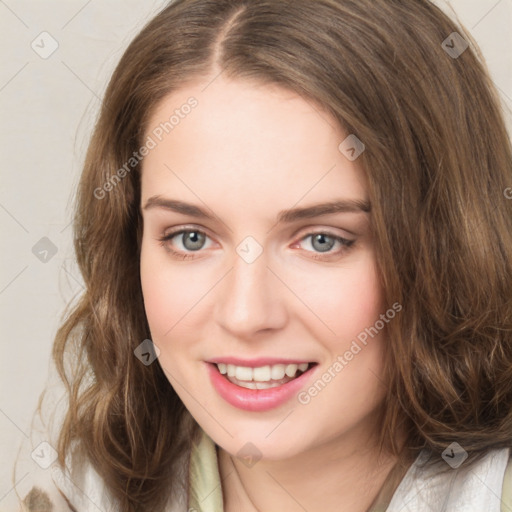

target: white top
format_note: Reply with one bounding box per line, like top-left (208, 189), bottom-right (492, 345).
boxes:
top-left (13, 430), bottom-right (511, 511)
top-left (387, 448), bottom-right (510, 511)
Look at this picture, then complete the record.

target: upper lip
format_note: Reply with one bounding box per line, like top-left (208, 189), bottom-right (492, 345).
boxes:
top-left (206, 357), bottom-right (316, 367)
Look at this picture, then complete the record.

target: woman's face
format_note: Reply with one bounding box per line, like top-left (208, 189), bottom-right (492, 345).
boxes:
top-left (140, 76), bottom-right (389, 460)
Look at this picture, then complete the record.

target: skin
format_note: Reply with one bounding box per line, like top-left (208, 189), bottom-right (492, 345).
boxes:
top-left (139, 75), bottom-right (399, 512)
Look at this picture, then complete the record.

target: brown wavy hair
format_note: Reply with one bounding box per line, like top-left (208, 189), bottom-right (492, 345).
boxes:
top-left (50, 0), bottom-right (512, 509)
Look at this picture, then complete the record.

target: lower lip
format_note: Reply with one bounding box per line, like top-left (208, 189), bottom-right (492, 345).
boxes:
top-left (206, 363), bottom-right (317, 412)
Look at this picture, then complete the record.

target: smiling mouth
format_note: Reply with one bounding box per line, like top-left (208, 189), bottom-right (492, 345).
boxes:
top-left (212, 362), bottom-right (317, 390)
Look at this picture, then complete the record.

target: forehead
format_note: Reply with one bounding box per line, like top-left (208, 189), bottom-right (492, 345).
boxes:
top-left (140, 76), bottom-right (368, 213)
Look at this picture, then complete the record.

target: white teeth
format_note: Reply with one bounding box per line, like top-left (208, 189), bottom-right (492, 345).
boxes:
top-left (215, 362), bottom-right (311, 382)
top-left (285, 364), bottom-right (298, 377)
top-left (255, 381), bottom-right (281, 389)
top-left (253, 365), bottom-right (271, 381)
top-left (239, 381), bottom-right (258, 389)
top-left (237, 381), bottom-right (283, 390)
top-left (271, 364), bottom-right (285, 380)
top-left (235, 366), bottom-right (253, 381)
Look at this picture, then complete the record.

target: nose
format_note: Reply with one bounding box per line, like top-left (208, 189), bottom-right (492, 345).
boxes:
top-left (214, 251), bottom-right (288, 339)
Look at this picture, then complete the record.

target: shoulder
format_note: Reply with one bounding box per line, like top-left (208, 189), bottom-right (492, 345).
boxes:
top-left (9, 369), bottom-right (193, 512)
top-left (8, 376), bottom-right (116, 511)
top-left (188, 428), bottom-right (224, 512)
top-left (502, 452), bottom-right (512, 512)
top-left (5, 391), bottom-right (74, 510)
top-left (14, 433), bottom-right (194, 512)
top-left (388, 447), bottom-right (511, 512)
top-left (14, 454), bottom-right (114, 512)
top-left (15, 438), bottom-right (195, 512)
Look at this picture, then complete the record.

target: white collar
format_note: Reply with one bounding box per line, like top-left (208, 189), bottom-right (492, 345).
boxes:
top-left (387, 447), bottom-right (510, 511)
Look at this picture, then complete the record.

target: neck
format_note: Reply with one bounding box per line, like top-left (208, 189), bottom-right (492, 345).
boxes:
top-left (218, 421), bottom-right (407, 512)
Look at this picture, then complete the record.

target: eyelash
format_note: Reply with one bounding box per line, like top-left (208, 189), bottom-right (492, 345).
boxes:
top-left (157, 228), bottom-right (355, 261)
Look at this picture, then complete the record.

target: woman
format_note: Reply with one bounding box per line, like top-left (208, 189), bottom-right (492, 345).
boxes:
top-left (15, 0), bottom-right (512, 510)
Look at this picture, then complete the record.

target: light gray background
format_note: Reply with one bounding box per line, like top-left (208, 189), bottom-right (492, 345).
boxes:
top-left (1, 0), bottom-right (511, 506)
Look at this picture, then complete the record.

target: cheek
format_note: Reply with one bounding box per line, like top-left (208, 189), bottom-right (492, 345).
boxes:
top-left (336, 261), bottom-right (383, 340)
top-left (140, 252), bottom-right (175, 338)
top-left (285, 252), bottom-right (383, 344)
top-left (294, 257), bottom-right (388, 428)
top-left (140, 258), bottom-right (193, 381)
top-left (140, 243), bottom-right (216, 352)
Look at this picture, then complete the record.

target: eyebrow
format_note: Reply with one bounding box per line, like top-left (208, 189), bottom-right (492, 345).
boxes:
top-left (142, 196), bottom-right (371, 222)
top-left (277, 199), bottom-right (371, 223)
top-left (143, 196), bottom-right (215, 219)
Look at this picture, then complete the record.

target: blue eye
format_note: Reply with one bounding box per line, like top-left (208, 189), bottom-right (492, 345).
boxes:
top-left (158, 228), bottom-right (354, 260)
top-left (300, 233), bottom-right (354, 254)
top-left (159, 229), bottom-right (212, 253)
top-left (179, 231), bottom-right (207, 251)
top-left (310, 233), bottom-right (336, 252)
